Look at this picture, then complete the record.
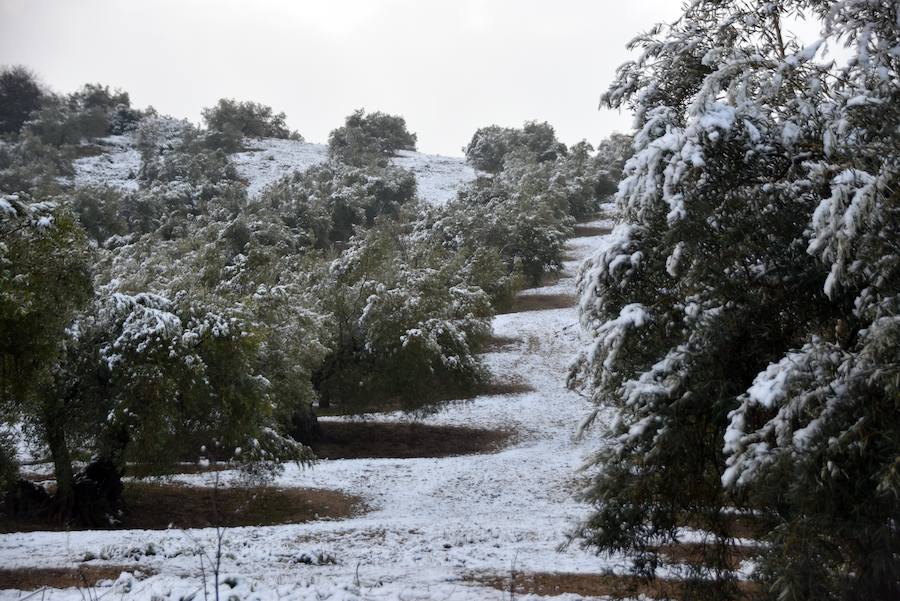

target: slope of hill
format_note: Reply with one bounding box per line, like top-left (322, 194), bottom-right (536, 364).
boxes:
top-left (71, 122), bottom-right (477, 205)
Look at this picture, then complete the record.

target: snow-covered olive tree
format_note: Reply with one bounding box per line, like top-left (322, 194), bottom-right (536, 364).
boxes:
top-left (328, 109), bottom-right (417, 166)
top-left (202, 98), bottom-right (301, 152)
top-left (0, 195), bottom-right (93, 515)
top-left (312, 219), bottom-right (492, 413)
top-left (572, 2), bottom-right (899, 598)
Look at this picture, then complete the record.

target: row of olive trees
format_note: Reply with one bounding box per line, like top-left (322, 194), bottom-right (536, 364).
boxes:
top-left (1, 69), bottom-right (625, 526)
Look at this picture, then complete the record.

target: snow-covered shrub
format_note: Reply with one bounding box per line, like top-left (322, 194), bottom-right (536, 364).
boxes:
top-left (438, 155), bottom-right (573, 289)
top-left (67, 185), bottom-right (129, 243)
top-left (134, 125), bottom-right (244, 239)
top-left (464, 125), bottom-right (518, 173)
top-left (0, 133), bottom-right (74, 193)
top-left (202, 98), bottom-right (301, 152)
top-left (59, 290), bottom-right (313, 473)
top-left (327, 109), bottom-right (417, 166)
top-left (94, 191), bottom-right (331, 443)
top-left (261, 161), bottom-right (417, 247)
top-left (139, 125), bottom-right (238, 189)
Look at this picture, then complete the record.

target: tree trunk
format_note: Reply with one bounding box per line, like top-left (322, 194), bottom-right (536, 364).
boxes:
top-left (289, 401), bottom-right (321, 444)
top-left (42, 406), bottom-right (75, 518)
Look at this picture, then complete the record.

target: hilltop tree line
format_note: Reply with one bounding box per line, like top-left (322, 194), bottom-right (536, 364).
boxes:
top-left (0, 67), bottom-right (627, 525)
top-left (572, 1), bottom-right (899, 599)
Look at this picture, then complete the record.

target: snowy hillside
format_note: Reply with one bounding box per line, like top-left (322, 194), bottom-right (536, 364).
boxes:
top-left (72, 123), bottom-right (477, 205)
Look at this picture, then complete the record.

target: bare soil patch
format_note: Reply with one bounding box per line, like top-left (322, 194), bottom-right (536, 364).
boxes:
top-left (0, 564), bottom-right (154, 591)
top-left (119, 483), bottom-right (362, 530)
top-left (310, 421), bottom-right (514, 460)
top-left (573, 224), bottom-right (612, 237)
top-left (482, 335), bottom-right (519, 352)
top-left (499, 294), bottom-right (575, 314)
top-left (1, 483), bottom-right (362, 533)
top-left (468, 571), bottom-right (757, 600)
top-left (657, 542), bottom-right (758, 571)
top-left (680, 512), bottom-right (776, 540)
top-left (126, 462), bottom-right (234, 479)
top-left (316, 379), bottom-right (533, 417)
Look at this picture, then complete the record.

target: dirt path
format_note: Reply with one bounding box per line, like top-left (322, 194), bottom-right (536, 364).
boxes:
top-left (0, 217), bottom-right (622, 601)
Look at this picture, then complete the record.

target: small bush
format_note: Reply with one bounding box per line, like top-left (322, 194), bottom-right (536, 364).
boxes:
top-left (68, 185), bottom-right (129, 243)
top-left (463, 125), bottom-right (518, 173)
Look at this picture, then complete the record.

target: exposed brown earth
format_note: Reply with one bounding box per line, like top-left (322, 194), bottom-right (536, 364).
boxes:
top-left (468, 570), bottom-right (758, 600)
top-left (0, 565), bottom-right (155, 591)
top-left (573, 224), bottom-right (612, 237)
top-left (310, 421), bottom-right (515, 460)
top-left (1, 483), bottom-right (363, 533)
top-left (499, 294), bottom-right (576, 314)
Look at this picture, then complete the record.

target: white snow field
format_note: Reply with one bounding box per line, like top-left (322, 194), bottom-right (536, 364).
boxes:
top-left (72, 128), bottom-right (477, 205)
top-left (0, 228), bottom-right (631, 600)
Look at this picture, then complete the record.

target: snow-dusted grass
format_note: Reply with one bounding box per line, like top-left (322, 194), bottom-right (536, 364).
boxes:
top-left (0, 233), bottom-right (628, 601)
top-left (230, 138), bottom-right (328, 197)
top-left (71, 135), bottom-right (142, 192)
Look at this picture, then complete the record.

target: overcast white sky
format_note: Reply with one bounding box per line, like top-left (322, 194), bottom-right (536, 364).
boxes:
top-left (0, 0), bottom-right (682, 156)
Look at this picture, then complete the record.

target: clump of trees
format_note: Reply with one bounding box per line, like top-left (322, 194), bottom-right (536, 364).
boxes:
top-left (0, 66), bottom-right (44, 135)
top-left (261, 161), bottom-right (416, 248)
top-left (202, 98), bottom-right (302, 152)
top-left (464, 121), bottom-right (568, 173)
top-left (26, 83), bottom-right (143, 147)
top-left (0, 67), bottom-right (145, 197)
top-left (572, 2), bottom-right (899, 599)
top-left (328, 109), bottom-right (417, 166)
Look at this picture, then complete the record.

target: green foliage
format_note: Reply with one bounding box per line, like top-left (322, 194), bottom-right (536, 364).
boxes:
top-left (91, 294), bottom-right (276, 465)
top-left (0, 66), bottom-right (44, 136)
top-left (433, 153), bottom-right (573, 290)
top-left (0, 196), bottom-right (94, 404)
top-left (328, 109), bottom-right (417, 166)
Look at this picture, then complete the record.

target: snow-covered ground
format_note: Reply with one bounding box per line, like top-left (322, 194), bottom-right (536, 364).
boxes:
top-left (0, 229), bottom-right (630, 600)
top-left (72, 128), bottom-right (477, 205)
top-left (72, 135), bottom-right (142, 192)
